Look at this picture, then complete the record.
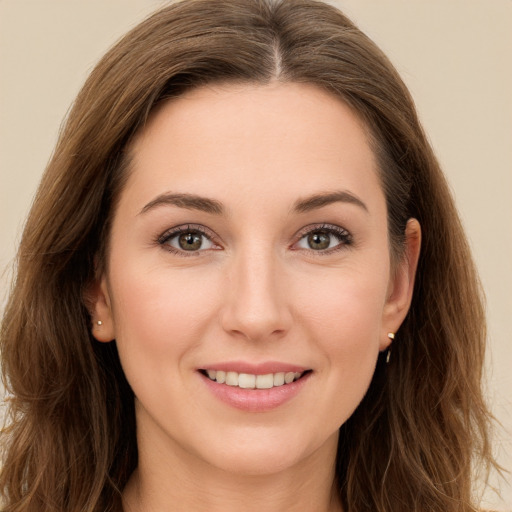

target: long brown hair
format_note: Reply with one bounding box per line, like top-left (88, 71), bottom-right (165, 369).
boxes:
top-left (0, 0), bottom-right (497, 510)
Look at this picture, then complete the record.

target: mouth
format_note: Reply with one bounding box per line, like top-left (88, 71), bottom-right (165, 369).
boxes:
top-left (198, 365), bottom-right (313, 412)
top-left (199, 369), bottom-right (312, 390)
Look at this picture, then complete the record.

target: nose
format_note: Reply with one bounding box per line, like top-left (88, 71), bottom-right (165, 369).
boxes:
top-left (220, 246), bottom-right (293, 343)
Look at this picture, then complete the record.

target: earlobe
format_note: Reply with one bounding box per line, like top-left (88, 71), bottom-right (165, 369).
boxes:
top-left (84, 275), bottom-right (116, 343)
top-left (380, 218), bottom-right (421, 350)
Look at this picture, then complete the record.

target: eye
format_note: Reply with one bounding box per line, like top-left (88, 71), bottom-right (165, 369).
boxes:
top-left (295, 225), bottom-right (352, 252)
top-left (158, 225), bottom-right (218, 254)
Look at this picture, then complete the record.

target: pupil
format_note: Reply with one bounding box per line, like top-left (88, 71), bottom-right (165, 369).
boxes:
top-left (179, 232), bottom-right (202, 251)
top-left (308, 231), bottom-right (330, 250)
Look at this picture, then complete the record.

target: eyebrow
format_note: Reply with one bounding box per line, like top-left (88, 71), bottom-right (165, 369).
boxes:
top-left (139, 189), bottom-right (367, 216)
top-left (293, 190), bottom-right (368, 213)
top-left (139, 192), bottom-right (224, 215)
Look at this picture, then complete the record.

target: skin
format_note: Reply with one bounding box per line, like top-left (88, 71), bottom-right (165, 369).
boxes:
top-left (90, 82), bottom-right (421, 512)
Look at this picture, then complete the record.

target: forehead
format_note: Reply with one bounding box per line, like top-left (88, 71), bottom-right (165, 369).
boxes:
top-left (123, 82), bottom-right (383, 215)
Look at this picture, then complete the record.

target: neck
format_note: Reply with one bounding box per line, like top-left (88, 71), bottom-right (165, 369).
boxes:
top-left (123, 417), bottom-right (342, 512)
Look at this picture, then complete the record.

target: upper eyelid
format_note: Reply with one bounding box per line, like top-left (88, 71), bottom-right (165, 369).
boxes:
top-left (158, 223), bottom-right (218, 244)
top-left (294, 223), bottom-right (351, 239)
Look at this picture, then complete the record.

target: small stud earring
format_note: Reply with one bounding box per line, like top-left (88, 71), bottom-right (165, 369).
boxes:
top-left (386, 332), bottom-right (395, 364)
top-left (97, 320), bottom-right (102, 326)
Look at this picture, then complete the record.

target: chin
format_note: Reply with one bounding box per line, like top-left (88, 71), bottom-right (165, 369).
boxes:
top-left (195, 426), bottom-right (338, 477)
top-left (209, 446), bottom-right (306, 477)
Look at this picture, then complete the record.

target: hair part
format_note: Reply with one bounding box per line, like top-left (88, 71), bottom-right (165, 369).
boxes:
top-left (1, 1), bottom-right (497, 510)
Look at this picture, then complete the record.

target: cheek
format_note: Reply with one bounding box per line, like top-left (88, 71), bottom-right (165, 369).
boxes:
top-left (108, 262), bottom-right (222, 379)
top-left (293, 265), bottom-right (388, 418)
top-left (297, 263), bottom-right (388, 344)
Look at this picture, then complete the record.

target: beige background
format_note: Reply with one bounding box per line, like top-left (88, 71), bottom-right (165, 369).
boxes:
top-left (0, 0), bottom-right (510, 508)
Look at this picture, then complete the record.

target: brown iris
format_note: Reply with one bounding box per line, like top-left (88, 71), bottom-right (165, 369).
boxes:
top-left (178, 231), bottom-right (203, 251)
top-left (307, 231), bottom-right (331, 250)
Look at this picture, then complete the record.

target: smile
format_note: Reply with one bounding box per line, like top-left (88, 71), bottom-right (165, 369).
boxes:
top-left (202, 369), bottom-right (307, 389)
top-left (198, 362), bottom-right (313, 411)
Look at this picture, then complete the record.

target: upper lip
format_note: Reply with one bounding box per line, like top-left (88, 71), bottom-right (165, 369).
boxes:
top-left (199, 361), bottom-right (309, 375)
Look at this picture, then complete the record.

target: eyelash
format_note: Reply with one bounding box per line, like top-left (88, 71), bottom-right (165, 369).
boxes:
top-left (293, 223), bottom-right (353, 255)
top-left (157, 224), bottom-right (220, 257)
top-left (157, 223), bottom-right (353, 256)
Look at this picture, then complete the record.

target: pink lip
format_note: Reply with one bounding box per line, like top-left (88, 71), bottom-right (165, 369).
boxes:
top-left (198, 364), bottom-right (312, 413)
top-left (199, 360), bottom-right (308, 375)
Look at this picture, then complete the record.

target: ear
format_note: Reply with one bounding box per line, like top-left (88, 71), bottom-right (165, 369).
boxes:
top-left (380, 218), bottom-right (421, 350)
top-left (84, 275), bottom-right (116, 343)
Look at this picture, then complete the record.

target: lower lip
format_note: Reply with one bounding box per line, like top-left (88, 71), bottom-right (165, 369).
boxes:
top-left (199, 372), bottom-right (312, 412)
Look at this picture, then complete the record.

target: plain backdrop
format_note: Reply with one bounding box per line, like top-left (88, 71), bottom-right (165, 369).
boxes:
top-left (0, 0), bottom-right (510, 508)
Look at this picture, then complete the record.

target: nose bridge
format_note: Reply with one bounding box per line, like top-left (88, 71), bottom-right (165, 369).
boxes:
top-left (222, 241), bottom-right (291, 341)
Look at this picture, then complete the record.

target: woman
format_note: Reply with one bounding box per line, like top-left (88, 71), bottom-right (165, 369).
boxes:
top-left (0, 0), bottom-right (499, 510)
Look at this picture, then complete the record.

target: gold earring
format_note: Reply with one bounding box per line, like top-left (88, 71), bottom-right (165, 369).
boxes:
top-left (386, 332), bottom-right (395, 364)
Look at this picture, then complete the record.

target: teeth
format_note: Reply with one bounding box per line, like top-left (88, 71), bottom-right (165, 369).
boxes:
top-left (204, 369), bottom-right (306, 388)
top-left (226, 371), bottom-right (238, 386)
top-left (284, 372), bottom-right (295, 384)
top-left (273, 372), bottom-right (285, 386)
top-left (238, 373), bottom-right (256, 389)
top-left (255, 374), bottom-right (274, 389)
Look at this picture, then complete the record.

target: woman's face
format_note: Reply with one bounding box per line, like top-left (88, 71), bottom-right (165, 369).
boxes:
top-left (92, 82), bottom-right (418, 476)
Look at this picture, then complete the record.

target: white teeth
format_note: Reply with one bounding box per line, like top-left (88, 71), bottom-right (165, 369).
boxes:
top-left (204, 369), bottom-right (306, 388)
top-left (255, 374), bottom-right (274, 389)
top-left (273, 372), bottom-right (285, 386)
top-left (238, 373), bottom-right (256, 389)
top-left (226, 371), bottom-right (238, 386)
top-left (284, 372), bottom-right (295, 384)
